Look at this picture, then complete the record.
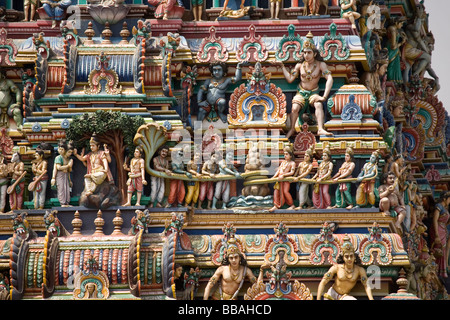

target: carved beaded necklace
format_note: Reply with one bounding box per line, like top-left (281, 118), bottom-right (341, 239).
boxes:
top-left (301, 62), bottom-right (318, 81)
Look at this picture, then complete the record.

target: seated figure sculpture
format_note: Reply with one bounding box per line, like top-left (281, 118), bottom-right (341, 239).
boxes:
top-left (197, 62), bottom-right (245, 123)
top-left (378, 171), bottom-right (407, 230)
top-left (316, 235), bottom-right (374, 300)
top-left (74, 134), bottom-right (120, 209)
top-left (273, 32), bottom-right (333, 139)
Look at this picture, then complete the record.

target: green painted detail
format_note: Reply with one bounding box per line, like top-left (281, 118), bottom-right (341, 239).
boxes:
top-left (37, 253), bottom-right (44, 288)
top-left (155, 252), bottom-right (162, 284)
top-left (276, 24), bottom-right (303, 62)
top-left (147, 252), bottom-right (153, 285)
top-left (27, 252), bottom-right (36, 288)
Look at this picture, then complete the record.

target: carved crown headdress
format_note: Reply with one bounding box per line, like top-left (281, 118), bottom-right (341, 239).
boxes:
top-left (226, 238), bottom-right (241, 256)
top-left (341, 234), bottom-right (355, 255)
top-left (303, 31), bottom-right (317, 51)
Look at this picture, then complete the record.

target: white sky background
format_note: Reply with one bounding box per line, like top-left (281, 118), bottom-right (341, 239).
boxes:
top-left (424, 0), bottom-right (450, 114)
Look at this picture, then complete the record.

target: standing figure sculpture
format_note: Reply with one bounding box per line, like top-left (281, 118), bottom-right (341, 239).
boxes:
top-left (123, 146), bottom-right (147, 207)
top-left (331, 147), bottom-right (355, 209)
top-left (269, 147), bottom-right (296, 211)
top-left (203, 238), bottom-right (263, 300)
top-left (386, 16), bottom-right (407, 83)
top-left (30, 150), bottom-right (48, 210)
top-left (294, 145), bottom-right (314, 209)
top-left (167, 148), bottom-right (192, 207)
top-left (312, 147), bottom-right (333, 209)
top-left (41, 0), bottom-right (72, 28)
top-left (269, 0), bottom-right (281, 19)
top-left (339, 0), bottom-right (360, 29)
top-left (213, 149), bottom-right (241, 209)
top-left (192, 0), bottom-right (203, 21)
top-left (430, 192), bottom-right (450, 278)
top-left (51, 140), bottom-right (73, 207)
top-left (22, 0), bottom-right (38, 21)
top-left (8, 152), bottom-right (26, 211)
top-left (273, 32), bottom-right (333, 139)
top-left (150, 145), bottom-right (171, 208)
top-left (197, 62), bottom-right (245, 123)
top-left (316, 235), bottom-right (374, 300)
top-left (0, 72), bottom-right (23, 130)
top-left (185, 150), bottom-right (202, 209)
top-left (0, 153), bottom-right (10, 213)
top-left (355, 150), bottom-right (379, 208)
top-left (199, 152), bottom-right (219, 209)
top-left (378, 171), bottom-right (407, 230)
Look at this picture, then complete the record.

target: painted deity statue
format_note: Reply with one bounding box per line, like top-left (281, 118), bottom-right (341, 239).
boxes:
top-left (269, 147), bottom-right (296, 211)
top-left (197, 62), bottom-right (244, 123)
top-left (402, 3), bottom-right (439, 89)
top-left (41, 0), bottom-right (73, 28)
top-left (386, 16), bottom-right (407, 83)
top-left (294, 145), bottom-right (314, 209)
top-left (213, 149), bottom-right (241, 209)
top-left (339, 0), bottom-right (360, 29)
top-left (185, 150), bottom-right (202, 209)
top-left (303, 0), bottom-right (328, 16)
top-left (273, 32), bottom-right (333, 139)
top-left (430, 192), bottom-right (450, 278)
top-left (30, 150), bottom-right (48, 210)
top-left (331, 147), bottom-right (355, 209)
top-left (199, 152), bottom-right (219, 209)
top-left (74, 134), bottom-right (113, 196)
top-left (51, 140), bottom-right (74, 207)
top-left (22, 0), bottom-right (38, 21)
top-left (168, 148), bottom-right (192, 207)
top-left (0, 72), bottom-right (23, 130)
top-left (312, 147), bottom-right (333, 209)
top-left (8, 152), bottom-right (26, 211)
top-left (355, 150), bottom-right (379, 208)
top-left (203, 238), bottom-right (263, 300)
top-left (123, 146), bottom-right (147, 207)
top-left (150, 145), bottom-right (171, 208)
top-left (378, 171), bottom-right (407, 230)
top-left (317, 235), bottom-right (374, 300)
top-left (0, 153), bottom-right (11, 213)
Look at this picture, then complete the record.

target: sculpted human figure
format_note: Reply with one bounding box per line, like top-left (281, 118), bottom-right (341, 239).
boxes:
top-left (355, 150), bottom-right (379, 208)
top-left (269, 0), bottom-right (281, 19)
top-left (150, 145), bottom-right (171, 208)
top-left (73, 134), bottom-right (113, 196)
top-left (213, 149), bottom-right (241, 209)
top-left (316, 235), bottom-right (373, 300)
top-left (123, 146), bottom-right (147, 206)
top-left (30, 150), bottom-right (48, 209)
top-left (51, 140), bottom-right (73, 207)
top-left (430, 192), bottom-right (450, 278)
top-left (269, 147), bottom-right (296, 211)
top-left (339, 0), bottom-right (360, 29)
top-left (273, 32), bottom-right (333, 139)
top-left (386, 16), bottom-right (407, 83)
top-left (403, 4), bottom-right (439, 88)
top-left (197, 62), bottom-right (245, 123)
top-left (22, 0), bottom-right (38, 21)
top-left (8, 152), bottom-right (26, 211)
top-left (199, 152), bottom-right (219, 209)
top-left (203, 238), bottom-right (264, 300)
top-left (0, 153), bottom-right (10, 213)
top-left (378, 172), bottom-right (407, 230)
top-left (185, 150), bottom-right (202, 209)
top-left (294, 145), bottom-right (314, 209)
top-left (167, 148), bottom-right (192, 207)
top-left (331, 147), bottom-right (355, 209)
top-left (0, 72), bottom-right (23, 130)
top-left (312, 147), bottom-right (333, 209)
top-left (41, 0), bottom-right (72, 28)
top-left (192, 0), bottom-right (203, 21)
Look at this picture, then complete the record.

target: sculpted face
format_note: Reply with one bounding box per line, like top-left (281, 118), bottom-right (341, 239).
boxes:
top-left (212, 65), bottom-right (224, 80)
top-left (228, 253), bottom-right (240, 268)
top-left (302, 48), bottom-right (315, 63)
top-left (284, 151), bottom-right (292, 161)
top-left (160, 148), bottom-right (169, 158)
top-left (343, 252), bottom-right (355, 267)
top-left (134, 148), bottom-right (141, 158)
top-left (387, 174), bottom-right (395, 185)
top-left (345, 153), bottom-right (351, 162)
top-left (90, 142), bottom-right (99, 153)
top-left (175, 266), bottom-right (183, 279)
